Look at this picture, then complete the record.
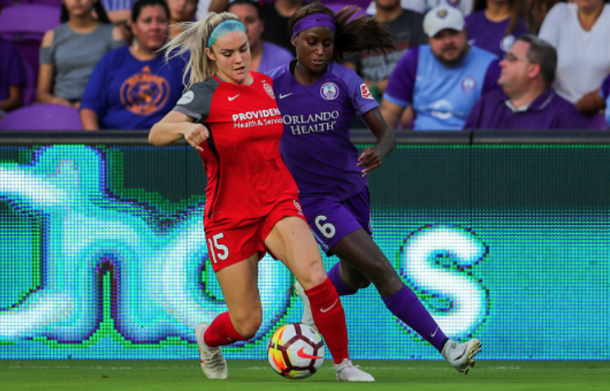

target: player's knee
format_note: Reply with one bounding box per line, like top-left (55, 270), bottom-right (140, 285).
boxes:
top-left (296, 259), bottom-right (327, 290)
top-left (365, 256), bottom-right (396, 285)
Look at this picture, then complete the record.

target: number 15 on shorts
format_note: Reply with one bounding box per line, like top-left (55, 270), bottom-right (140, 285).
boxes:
top-left (208, 233), bottom-right (229, 264)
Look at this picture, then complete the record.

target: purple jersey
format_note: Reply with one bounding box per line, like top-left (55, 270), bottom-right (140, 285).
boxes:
top-left (268, 61), bottom-right (379, 200)
top-left (463, 87), bottom-right (586, 130)
top-left (466, 11), bottom-right (529, 58)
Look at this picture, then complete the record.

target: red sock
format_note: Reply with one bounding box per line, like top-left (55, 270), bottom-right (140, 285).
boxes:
top-left (203, 312), bottom-right (247, 347)
top-left (305, 278), bottom-right (349, 364)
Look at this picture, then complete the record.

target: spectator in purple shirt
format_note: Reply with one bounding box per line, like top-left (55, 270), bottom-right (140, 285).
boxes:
top-left (0, 37), bottom-right (24, 119)
top-left (464, 34), bottom-right (586, 130)
top-left (466, 0), bottom-right (529, 58)
top-left (227, 0), bottom-right (293, 74)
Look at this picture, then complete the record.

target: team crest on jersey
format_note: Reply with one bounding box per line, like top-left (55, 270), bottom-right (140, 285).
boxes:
top-left (263, 81), bottom-right (275, 99)
top-left (461, 77), bottom-right (476, 93)
top-left (320, 82), bottom-right (339, 100)
top-left (360, 84), bottom-right (374, 100)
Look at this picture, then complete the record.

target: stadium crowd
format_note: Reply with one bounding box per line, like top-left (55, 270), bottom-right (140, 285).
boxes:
top-left (0, 0), bottom-right (608, 129)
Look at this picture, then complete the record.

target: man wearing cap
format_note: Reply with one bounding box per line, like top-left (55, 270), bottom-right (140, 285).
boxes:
top-left (464, 35), bottom-right (586, 130)
top-left (380, 5), bottom-right (500, 130)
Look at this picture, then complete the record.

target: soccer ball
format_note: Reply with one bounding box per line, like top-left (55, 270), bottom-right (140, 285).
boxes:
top-left (267, 323), bottom-right (325, 379)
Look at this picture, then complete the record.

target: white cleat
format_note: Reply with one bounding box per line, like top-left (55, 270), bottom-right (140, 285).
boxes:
top-left (441, 339), bottom-right (481, 375)
top-left (194, 322), bottom-right (228, 380)
top-left (334, 359), bottom-right (375, 382)
top-left (294, 281), bottom-right (316, 329)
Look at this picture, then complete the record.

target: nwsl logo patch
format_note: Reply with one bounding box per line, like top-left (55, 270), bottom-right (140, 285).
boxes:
top-left (360, 84), bottom-right (374, 100)
top-left (320, 82), bottom-right (339, 100)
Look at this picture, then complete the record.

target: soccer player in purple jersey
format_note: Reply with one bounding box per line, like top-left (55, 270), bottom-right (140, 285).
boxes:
top-left (268, 3), bottom-right (482, 375)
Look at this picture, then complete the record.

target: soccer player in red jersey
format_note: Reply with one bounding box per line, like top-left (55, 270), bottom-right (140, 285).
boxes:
top-left (148, 12), bottom-right (373, 381)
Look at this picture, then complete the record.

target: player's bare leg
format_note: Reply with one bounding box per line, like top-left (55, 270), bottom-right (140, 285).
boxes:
top-left (266, 217), bottom-right (374, 382)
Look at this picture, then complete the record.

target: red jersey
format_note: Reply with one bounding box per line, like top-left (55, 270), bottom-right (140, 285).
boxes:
top-left (173, 72), bottom-right (299, 231)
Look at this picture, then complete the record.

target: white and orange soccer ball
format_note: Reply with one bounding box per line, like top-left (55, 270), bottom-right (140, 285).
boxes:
top-left (267, 323), bottom-right (325, 379)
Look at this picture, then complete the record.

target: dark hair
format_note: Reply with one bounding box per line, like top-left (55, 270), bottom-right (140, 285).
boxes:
top-left (517, 34), bottom-right (557, 84)
top-left (132, 0), bottom-right (171, 22)
top-left (289, 4), bottom-right (395, 61)
top-left (227, 0), bottom-right (262, 19)
top-left (474, 0), bottom-right (525, 36)
top-left (61, 2), bottom-right (111, 24)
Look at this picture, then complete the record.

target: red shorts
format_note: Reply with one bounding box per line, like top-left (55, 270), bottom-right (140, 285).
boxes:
top-left (205, 198), bottom-right (306, 272)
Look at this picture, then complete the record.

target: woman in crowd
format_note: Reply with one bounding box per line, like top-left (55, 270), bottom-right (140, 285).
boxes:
top-left (167, 0), bottom-right (198, 38)
top-left (80, 0), bottom-right (186, 130)
top-left (269, 3), bottom-right (481, 375)
top-left (538, 0), bottom-right (610, 104)
top-left (148, 11), bottom-right (374, 382)
top-left (466, 0), bottom-right (529, 58)
top-left (37, 0), bottom-right (125, 107)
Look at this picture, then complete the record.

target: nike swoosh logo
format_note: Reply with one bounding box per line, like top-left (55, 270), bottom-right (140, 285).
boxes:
top-left (320, 299), bottom-right (338, 313)
top-left (228, 95), bottom-right (239, 101)
top-left (454, 345), bottom-right (469, 360)
top-left (431, 326), bottom-right (439, 338)
top-left (297, 347), bottom-right (322, 360)
top-left (279, 93), bottom-right (293, 99)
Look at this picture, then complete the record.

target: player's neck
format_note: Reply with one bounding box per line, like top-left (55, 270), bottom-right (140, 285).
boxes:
top-left (293, 61), bottom-right (325, 86)
top-left (375, 5), bottom-right (403, 23)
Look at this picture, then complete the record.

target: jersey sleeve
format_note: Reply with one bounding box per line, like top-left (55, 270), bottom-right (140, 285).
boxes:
top-left (599, 74), bottom-right (610, 99)
top-left (173, 82), bottom-right (214, 122)
top-left (344, 68), bottom-right (379, 116)
top-left (80, 53), bottom-right (109, 117)
top-left (482, 59), bottom-right (501, 94)
top-left (383, 45), bottom-right (419, 107)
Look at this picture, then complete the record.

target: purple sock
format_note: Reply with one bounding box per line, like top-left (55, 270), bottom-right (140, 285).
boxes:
top-left (382, 284), bottom-right (448, 352)
top-left (327, 263), bottom-right (358, 296)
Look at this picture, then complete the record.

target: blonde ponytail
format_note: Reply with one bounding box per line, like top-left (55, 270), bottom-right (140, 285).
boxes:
top-left (163, 12), bottom-right (243, 91)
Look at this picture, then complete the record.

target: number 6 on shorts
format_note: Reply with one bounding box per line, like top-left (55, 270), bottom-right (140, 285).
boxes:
top-left (315, 215), bottom-right (336, 239)
top-left (208, 232), bottom-right (229, 264)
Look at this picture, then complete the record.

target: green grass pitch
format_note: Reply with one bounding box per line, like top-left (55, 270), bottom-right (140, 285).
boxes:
top-left (1, 360), bottom-right (609, 391)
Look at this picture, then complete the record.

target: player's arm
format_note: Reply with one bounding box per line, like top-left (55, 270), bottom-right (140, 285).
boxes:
top-left (149, 111), bottom-right (209, 151)
top-left (357, 108), bottom-right (397, 173)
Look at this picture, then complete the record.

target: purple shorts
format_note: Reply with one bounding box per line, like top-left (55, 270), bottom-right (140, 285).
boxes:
top-left (300, 186), bottom-right (372, 255)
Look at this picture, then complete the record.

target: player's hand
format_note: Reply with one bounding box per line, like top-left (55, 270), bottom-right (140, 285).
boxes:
top-left (357, 147), bottom-right (382, 173)
top-left (182, 123), bottom-right (209, 152)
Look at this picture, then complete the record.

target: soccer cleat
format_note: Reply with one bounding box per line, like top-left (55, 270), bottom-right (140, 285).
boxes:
top-left (294, 281), bottom-right (316, 330)
top-left (334, 358), bottom-right (375, 382)
top-left (194, 322), bottom-right (228, 380)
top-left (441, 339), bottom-right (481, 375)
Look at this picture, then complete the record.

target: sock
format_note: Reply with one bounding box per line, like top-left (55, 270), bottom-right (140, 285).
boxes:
top-left (382, 284), bottom-right (448, 352)
top-left (305, 278), bottom-right (349, 364)
top-left (203, 312), bottom-right (247, 347)
top-left (327, 263), bottom-right (358, 296)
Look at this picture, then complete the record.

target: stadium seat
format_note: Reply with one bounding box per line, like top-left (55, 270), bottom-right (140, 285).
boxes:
top-left (0, 104), bottom-right (83, 130)
top-left (21, 60), bottom-right (36, 106)
top-left (0, 5), bottom-right (61, 89)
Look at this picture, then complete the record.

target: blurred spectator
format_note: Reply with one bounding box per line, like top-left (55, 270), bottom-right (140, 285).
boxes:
top-left (524, 0), bottom-right (558, 33)
top-left (196, 0), bottom-right (230, 19)
top-left (261, 0), bottom-right (304, 55)
top-left (464, 35), bottom-right (586, 130)
top-left (367, 0), bottom-right (474, 16)
top-left (538, 0), bottom-right (610, 103)
top-left (167, 0), bottom-right (198, 38)
top-left (37, 0), bottom-right (125, 108)
top-left (80, 0), bottom-right (186, 130)
top-left (102, 0), bottom-right (135, 23)
top-left (0, 37), bottom-right (24, 119)
top-left (228, 0), bottom-right (293, 73)
top-left (344, 0), bottom-right (425, 102)
top-left (380, 6), bottom-right (500, 130)
top-left (575, 74), bottom-right (610, 128)
top-left (466, 0), bottom-right (529, 58)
